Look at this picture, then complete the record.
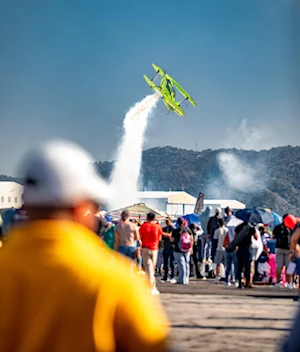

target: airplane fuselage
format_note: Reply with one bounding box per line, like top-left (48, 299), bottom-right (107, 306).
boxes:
top-left (160, 76), bottom-right (176, 101)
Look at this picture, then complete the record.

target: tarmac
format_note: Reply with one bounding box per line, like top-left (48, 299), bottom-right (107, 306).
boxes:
top-left (157, 278), bottom-right (298, 352)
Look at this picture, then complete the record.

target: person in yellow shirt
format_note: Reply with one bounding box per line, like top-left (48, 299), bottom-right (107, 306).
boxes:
top-left (0, 139), bottom-right (170, 352)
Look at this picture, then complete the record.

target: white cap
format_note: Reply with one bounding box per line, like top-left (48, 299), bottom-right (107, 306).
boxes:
top-left (215, 207), bottom-right (222, 214)
top-left (20, 139), bottom-right (112, 207)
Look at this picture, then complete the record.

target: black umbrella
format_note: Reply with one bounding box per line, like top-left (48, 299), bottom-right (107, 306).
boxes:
top-left (236, 207), bottom-right (276, 225)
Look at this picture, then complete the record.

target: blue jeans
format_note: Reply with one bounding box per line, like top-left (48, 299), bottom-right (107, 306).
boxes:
top-left (200, 235), bottom-right (211, 261)
top-left (118, 246), bottom-right (136, 259)
top-left (174, 251), bottom-right (191, 284)
top-left (225, 250), bottom-right (238, 283)
top-left (136, 256), bottom-right (142, 269)
top-left (136, 241), bottom-right (142, 269)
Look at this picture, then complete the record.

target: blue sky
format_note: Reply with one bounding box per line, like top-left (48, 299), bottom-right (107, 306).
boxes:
top-left (0, 0), bottom-right (299, 175)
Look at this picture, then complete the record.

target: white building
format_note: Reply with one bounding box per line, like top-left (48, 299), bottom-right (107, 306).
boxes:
top-left (0, 181), bottom-right (24, 210)
top-left (137, 191), bottom-right (246, 216)
top-left (203, 199), bottom-right (246, 213)
top-left (137, 191), bottom-right (197, 216)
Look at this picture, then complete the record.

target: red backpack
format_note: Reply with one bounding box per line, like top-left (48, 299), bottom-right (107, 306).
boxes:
top-left (223, 233), bottom-right (230, 249)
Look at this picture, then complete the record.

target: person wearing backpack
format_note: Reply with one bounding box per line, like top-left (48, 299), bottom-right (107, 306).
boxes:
top-left (224, 227), bottom-right (239, 287)
top-left (272, 214), bottom-right (293, 287)
top-left (189, 223), bottom-right (203, 279)
top-left (233, 222), bottom-right (258, 288)
top-left (171, 218), bottom-right (193, 284)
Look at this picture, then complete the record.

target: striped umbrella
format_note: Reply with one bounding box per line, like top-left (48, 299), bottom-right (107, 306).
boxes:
top-left (107, 203), bottom-right (168, 222)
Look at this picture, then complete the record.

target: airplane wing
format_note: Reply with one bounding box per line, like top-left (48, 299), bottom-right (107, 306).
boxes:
top-left (165, 74), bottom-right (197, 107)
top-left (162, 96), bottom-right (185, 116)
top-left (143, 75), bottom-right (155, 89)
top-left (144, 75), bottom-right (164, 97)
top-left (152, 63), bottom-right (165, 77)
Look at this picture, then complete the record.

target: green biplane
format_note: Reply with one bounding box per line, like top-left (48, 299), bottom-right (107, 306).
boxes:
top-left (143, 63), bottom-right (197, 116)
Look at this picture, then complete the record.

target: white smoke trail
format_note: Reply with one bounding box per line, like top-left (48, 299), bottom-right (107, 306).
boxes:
top-left (225, 118), bottom-right (273, 150)
top-left (108, 94), bottom-right (159, 210)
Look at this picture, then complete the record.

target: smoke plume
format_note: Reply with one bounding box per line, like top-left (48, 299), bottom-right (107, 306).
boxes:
top-left (108, 94), bottom-right (159, 210)
top-left (218, 152), bottom-right (257, 192)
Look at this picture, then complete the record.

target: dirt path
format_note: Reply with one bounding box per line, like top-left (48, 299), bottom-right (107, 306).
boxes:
top-left (161, 294), bottom-right (296, 352)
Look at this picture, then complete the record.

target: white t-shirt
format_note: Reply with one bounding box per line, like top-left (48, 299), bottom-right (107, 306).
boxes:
top-left (214, 227), bottom-right (229, 251)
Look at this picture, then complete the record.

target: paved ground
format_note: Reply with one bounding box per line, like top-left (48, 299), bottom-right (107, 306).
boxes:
top-left (157, 279), bottom-right (298, 352)
top-left (157, 277), bottom-right (297, 298)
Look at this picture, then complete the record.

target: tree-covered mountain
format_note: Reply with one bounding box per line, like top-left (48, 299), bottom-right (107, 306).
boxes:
top-left (0, 175), bottom-right (23, 184)
top-left (96, 145), bottom-right (300, 216)
top-left (1, 146), bottom-right (299, 216)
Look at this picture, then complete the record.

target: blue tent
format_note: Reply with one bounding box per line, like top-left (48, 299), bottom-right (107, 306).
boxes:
top-left (182, 213), bottom-right (201, 226)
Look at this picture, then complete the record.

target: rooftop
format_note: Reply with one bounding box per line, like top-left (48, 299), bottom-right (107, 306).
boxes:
top-left (0, 181), bottom-right (23, 187)
top-left (204, 199), bottom-right (241, 204)
top-left (137, 191), bottom-right (187, 199)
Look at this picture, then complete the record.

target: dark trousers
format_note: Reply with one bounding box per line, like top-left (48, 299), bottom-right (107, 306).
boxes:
top-left (190, 244), bottom-right (201, 277)
top-left (163, 248), bottom-right (174, 280)
top-left (211, 239), bottom-right (218, 262)
top-left (237, 247), bottom-right (251, 286)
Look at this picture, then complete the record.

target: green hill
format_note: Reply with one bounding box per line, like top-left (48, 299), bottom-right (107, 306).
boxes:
top-left (96, 145), bottom-right (300, 216)
top-left (2, 145), bottom-right (299, 216)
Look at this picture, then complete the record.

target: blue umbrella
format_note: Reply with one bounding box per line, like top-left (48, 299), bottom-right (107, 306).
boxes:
top-left (269, 211), bottom-right (282, 229)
